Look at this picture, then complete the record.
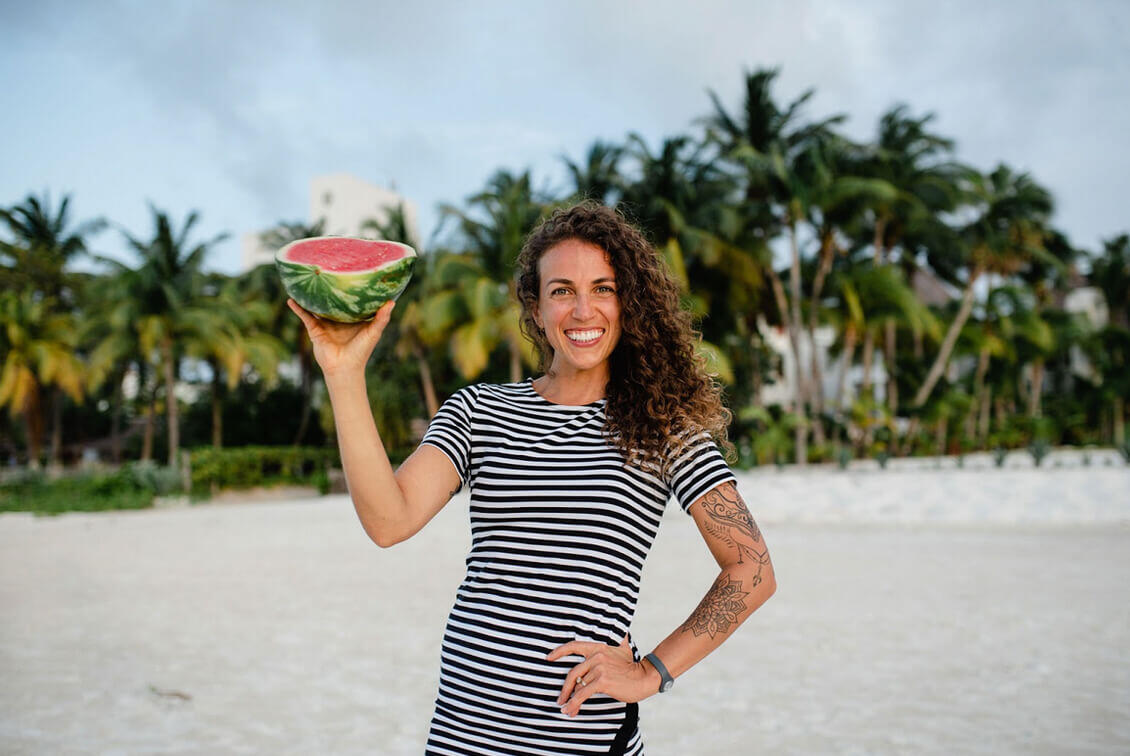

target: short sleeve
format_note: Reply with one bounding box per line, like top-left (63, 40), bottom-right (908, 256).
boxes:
top-left (664, 434), bottom-right (737, 514)
top-left (420, 385), bottom-right (477, 491)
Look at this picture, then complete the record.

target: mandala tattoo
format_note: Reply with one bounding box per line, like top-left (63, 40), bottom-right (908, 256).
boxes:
top-left (680, 574), bottom-right (750, 638)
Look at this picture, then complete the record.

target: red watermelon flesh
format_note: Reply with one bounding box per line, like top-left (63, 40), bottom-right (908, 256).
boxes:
top-left (283, 238), bottom-right (407, 272)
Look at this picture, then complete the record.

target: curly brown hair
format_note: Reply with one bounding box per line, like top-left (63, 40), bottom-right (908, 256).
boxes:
top-left (516, 201), bottom-right (733, 472)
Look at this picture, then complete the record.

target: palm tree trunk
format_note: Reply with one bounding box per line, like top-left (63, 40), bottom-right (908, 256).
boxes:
top-left (788, 223), bottom-right (808, 466)
top-left (110, 367), bottom-right (124, 465)
top-left (162, 339), bottom-right (179, 469)
top-left (414, 345), bottom-right (439, 418)
top-left (1114, 396), bottom-right (1125, 445)
top-left (861, 330), bottom-right (875, 400)
top-left (49, 387), bottom-right (64, 469)
top-left (210, 359), bottom-right (223, 448)
top-left (873, 217), bottom-right (887, 265)
top-left (935, 418), bottom-right (947, 456)
top-left (23, 385), bottom-right (44, 469)
top-left (1026, 359), bottom-right (1045, 417)
top-left (141, 390), bottom-right (155, 463)
top-left (884, 319), bottom-right (898, 413)
top-left (979, 385), bottom-right (992, 444)
top-left (293, 344), bottom-right (313, 446)
top-left (966, 348), bottom-right (990, 440)
top-left (807, 236), bottom-right (835, 448)
top-left (913, 268), bottom-right (983, 407)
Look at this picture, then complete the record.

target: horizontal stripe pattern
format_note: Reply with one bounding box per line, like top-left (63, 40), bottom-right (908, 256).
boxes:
top-left (421, 380), bottom-right (735, 755)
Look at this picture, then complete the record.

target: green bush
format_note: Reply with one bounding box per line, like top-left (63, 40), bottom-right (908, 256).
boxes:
top-left (0, 464), bottom-right (170, 515)
top-left (1027, 439), bottom-right (1051, 467)
top-left (188, 445), bottom-right (339, 495)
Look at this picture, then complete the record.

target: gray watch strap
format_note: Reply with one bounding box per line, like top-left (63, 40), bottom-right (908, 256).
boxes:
top-left (644, 652), bottom-right (674, 693)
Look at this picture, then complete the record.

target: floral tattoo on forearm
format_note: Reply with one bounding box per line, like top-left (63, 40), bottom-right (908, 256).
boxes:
top-left (681, 483), bottom-right (771, 639)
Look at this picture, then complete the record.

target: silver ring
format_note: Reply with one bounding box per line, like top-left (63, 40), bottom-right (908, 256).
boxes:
top-left (579, 678), bottom-right (587, 687)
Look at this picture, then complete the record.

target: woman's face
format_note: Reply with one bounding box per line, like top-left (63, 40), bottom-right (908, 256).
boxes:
top-left (533, 238), bottom-right (622, 378)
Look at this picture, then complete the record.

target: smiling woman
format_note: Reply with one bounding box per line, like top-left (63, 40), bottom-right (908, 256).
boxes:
top-left (288, 201), bottom-right (776, 755)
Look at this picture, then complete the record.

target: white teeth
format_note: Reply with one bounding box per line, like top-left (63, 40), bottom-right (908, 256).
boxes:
top-left (566, 329), bottom-right (604, 343)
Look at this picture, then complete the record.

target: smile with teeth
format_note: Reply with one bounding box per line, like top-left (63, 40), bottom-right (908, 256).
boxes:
top-left (565, 328), bottom-right (605, 344)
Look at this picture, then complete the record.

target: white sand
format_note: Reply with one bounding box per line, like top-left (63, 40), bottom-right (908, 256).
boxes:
top-left (2, 466), bottom-right (1128, 754)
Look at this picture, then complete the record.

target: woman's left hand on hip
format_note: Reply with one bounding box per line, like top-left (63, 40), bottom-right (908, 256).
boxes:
top-left (547, 635), bottom-right (656, 717)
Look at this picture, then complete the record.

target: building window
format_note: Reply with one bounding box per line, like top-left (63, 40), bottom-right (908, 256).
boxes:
top-left (323, 192), bottom-right (333, 206)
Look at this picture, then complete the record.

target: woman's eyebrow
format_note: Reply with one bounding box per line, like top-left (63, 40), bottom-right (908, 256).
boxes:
top-left (545, 276), bottom-right (616, 286)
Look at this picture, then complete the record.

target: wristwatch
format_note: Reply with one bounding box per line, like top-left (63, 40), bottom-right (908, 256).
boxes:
top-left (644, 652), bottom-right (674, 693)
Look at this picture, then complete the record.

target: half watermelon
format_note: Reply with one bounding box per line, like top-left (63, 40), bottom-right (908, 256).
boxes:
top-left (276, 236), bottom-right (417, 323)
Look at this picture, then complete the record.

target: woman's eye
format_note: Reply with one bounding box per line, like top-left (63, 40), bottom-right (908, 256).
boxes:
top-left (597, 286), bottom-right (616, 294)
top-left (551, 287), bottom-right (569, 296)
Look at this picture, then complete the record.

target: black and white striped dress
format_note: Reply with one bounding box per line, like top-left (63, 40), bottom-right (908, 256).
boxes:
top-left (420, 380), bottom-right (735, 755)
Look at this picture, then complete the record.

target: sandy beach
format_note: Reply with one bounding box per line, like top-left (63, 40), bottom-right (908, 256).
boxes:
top-left (2, 465), bottom-right (1128, 755)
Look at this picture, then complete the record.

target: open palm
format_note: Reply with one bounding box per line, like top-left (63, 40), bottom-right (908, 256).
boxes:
top-left (287, 298), bottom-right (394, 376)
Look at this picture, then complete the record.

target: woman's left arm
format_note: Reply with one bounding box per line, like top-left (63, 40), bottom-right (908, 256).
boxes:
top-left (550, 481), bottom-right (775, 716)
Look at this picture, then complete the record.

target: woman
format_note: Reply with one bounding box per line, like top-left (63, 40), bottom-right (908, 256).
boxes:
top-left (288, 202), bottom-right (775, 755)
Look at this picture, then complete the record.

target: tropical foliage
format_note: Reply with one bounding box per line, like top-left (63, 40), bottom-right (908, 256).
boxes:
top-left (1, 67), bottom-right (1127, 483)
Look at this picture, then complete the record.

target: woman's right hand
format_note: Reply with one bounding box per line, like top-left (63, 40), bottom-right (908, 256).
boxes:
top-left (287, 298), bottom-right (396, 378)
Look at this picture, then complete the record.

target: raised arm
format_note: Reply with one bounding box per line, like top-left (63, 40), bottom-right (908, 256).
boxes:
top-left (289, 299), bottom-right (461, 547)
top-left (550, 481), bottom-right (775, 715)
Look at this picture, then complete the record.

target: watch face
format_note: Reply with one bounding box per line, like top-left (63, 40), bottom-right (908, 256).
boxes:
top-left (660, 679), bottom-right (673, 693)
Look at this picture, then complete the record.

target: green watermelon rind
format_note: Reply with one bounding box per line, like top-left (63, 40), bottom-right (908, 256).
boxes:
top-left (275, 237), bottom-right (417, 323)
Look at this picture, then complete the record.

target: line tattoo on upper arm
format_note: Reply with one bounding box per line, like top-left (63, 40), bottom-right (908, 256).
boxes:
top-left (699, 482), bottom-right (767, 567)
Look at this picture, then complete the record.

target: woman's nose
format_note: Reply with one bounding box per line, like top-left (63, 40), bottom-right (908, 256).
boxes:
top-left (573, 294), bottom-right (595, 319)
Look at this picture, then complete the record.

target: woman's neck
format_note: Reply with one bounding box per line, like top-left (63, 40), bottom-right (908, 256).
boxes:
top-left (532, 366), bottom-right (608, 406)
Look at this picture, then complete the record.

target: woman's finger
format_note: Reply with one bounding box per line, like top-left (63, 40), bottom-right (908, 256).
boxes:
top-left (546, 640), bottom-right (604, 662)
top-left (556, 658), bottom-right (597, 705)
top-left (561, 671), bottom-right (602, 717)
top-left (287, 298), bottom-right (320, 333)
top-left (366, 300), bottom-right (396, 341)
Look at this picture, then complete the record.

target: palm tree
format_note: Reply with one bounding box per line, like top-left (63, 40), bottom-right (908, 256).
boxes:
top-left (2, 192), bottom-right (106, 465)
top-left (911, 165), bottom-right (1055, 408)
top-left (183, 275), bottom-right (285, 447)
top-left (0, 192), bottom-right (105, 303)
top-left (1086, 234), bottom-right (1130, 441)
top-left (111, 206), bottom-right (228, 468)
top-left (830, 261), bottom-right (938, 451)
top-left (255, 219), bottom-right (326, 444)
top-left (361, 204), bottom-right (440, 417)
top-left (82, 271), bottom-right (146, 464)
top-left (616, 133), bottom-right (747, 385)
top-left (704, 67), bottom-right (846, 463)
top-left (438, 169), bottom-right (546, 382)
top-left (1090, 234), bottom-right (1129, 328)
top-left (0, 292), bottom-right (85, 468)
top-left (562, 140), bottom-right (625, 205)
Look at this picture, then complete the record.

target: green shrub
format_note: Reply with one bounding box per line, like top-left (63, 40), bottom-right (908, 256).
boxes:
top-left (1027, 439), bottom-right (1051, 467)
top-left (187, 445), bottom-right (339, 495)
top-left (0, 466), bottom-right (163, 515)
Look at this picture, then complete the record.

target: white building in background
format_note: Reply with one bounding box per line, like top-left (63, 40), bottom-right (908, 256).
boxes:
top-left (758, 319), bottom-right (887, 410)
top-left (241, 173), bottom-right (421, 272)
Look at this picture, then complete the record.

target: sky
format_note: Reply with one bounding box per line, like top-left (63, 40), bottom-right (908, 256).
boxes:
top-left (2, 0), bottom-right (1128, 276)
